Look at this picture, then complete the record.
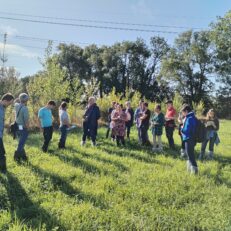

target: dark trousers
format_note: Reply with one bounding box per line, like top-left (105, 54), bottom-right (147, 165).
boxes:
top-left (181, 135), bottom-right (185, 150)
top-left (140, 125), bottom-right (149, 145)
top-left (201, 134), bottom-right (217, 153)
top-left (165, 126), bottom-right (175, 148)
top-left (59, 125), bottom-right (67, 148)
top-left (126, 125), bottom-right (132, 139)
top-left (42, 126), bottom-right (53, 152)
top-left (185, 139), bottom-right (197, 167)
top-left (0, 138), bottom-right (6, 169)
top-left (106, 124), bottom-right (111, 138)
top-left (82, 126), bottom-right (97, 143)
top-left (17, 129), bottom-right (28, 152)
top-left (116, 136), bottom-right (125, 146)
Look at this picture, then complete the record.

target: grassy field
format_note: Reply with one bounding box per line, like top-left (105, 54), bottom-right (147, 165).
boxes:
top-left (0, 120), bottom-right (231, 231)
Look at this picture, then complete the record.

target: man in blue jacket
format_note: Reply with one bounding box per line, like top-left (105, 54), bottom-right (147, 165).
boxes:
top-left (181, 104), bottom-right (198, 174)
top-left (81, 97), bottom-right (100, 146)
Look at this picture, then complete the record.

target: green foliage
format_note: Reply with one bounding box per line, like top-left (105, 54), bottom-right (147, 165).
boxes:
top-left (0, 121), bottom-right (231, 230)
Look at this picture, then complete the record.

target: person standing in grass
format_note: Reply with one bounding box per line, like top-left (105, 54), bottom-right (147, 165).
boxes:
top-left (14, 93), bottom-right (30, 162)
top-left (81, 97), bottom-right (100, 146)
top-left (38, 100), bottom-right (56, 152)
top-left (181, 104), bottom-right (198, 174)
top-left (0, 93), bottom-right (14, 173)
top-left (58, 102), bottom-right (70, 149)
top-left (134, 100), bottom-right (144, 144)
top-left (199, 109), bottom-right (220, 160)
top-left (178, 108), bottom-right (186, 157)
top-left (125, 101), bottom-right (134, 140)
top-left (140, 102), bottom-right (151, 146)
top-left (165, 100), bottom-right (177, 150)
top-left (151, 104), bottom-right (165, 152)
top-left (111, 104), bottom-right (127, 146)
top-left (106, 101), bottom-right (116, 139)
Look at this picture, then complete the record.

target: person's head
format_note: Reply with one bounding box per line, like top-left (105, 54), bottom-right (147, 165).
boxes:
top-left (88, 96), bottom-right (96, 106)
top-left (112, 101), bottom-right (116, 108)
top-left (60, 102), bottom-right (67, 110)
top-left (166, 100), bottom-right (173, 110)
top-left (19, 93), bottom-right (29, 105)
top-left (139, 100), bottom-right (144, 108)
top-left (181, 104), bottom-right (192, 117)
top-left (154, 104), bottom-right (161, 113)
top-left (116, 103), bottom-right (122, 111)
top-left (125, 101), bottom-right (131, 109)
top-left (1, 93), bottom-right (14, 107)
top-left (47, 100), bottom-right (56, 110)
top-left (207, 109), bottom-right (215, 119)
top-left (143, 102), bottom-right (148, 110)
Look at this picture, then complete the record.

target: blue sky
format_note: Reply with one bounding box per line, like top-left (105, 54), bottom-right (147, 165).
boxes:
top-left (0, 0), bottom-right (230, 77)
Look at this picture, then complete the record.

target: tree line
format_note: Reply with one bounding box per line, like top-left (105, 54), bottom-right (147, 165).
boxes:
top-left (0, 11), bottom-right (231, 118)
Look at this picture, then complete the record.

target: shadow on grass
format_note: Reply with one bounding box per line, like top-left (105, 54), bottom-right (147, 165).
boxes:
top-left (200, 154), bottom-right (231, 188)
top-left (50, 150), bottom-right (112, 176)
top-left (0, 172), bottom-right (65, 230)
top-left (67, 147), bottom-right (129, 173)
top-left (26, 162), bottom-right (108, 209)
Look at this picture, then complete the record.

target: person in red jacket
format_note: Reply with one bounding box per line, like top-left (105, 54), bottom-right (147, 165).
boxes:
top-left (165, 100), bottom-right (177, 149)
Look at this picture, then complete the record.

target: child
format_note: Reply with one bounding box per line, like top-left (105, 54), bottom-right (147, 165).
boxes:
top-left (151, 104), bottom-right (165, 152)
top-left (58, 102), bottom-right (70, 149)
top-left (181, 105), bottom-right (198, 174)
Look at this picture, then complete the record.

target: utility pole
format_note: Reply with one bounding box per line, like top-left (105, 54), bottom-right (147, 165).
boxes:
top-left (0, 33), bottom-right (8, 78)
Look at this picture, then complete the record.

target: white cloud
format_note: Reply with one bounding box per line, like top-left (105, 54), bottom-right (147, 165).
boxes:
top-left (0, 42), bottom-right (39, 58)
top-left (0, 25), bottom-right (18, 36)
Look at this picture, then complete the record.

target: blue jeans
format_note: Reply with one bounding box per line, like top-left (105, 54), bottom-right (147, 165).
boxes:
top-left (59, 125), bottom-right (67, 148)
top-left (201, 133), bottom-right (217, 153)
top-left (17, 129), bottom-right (28, 152)
top-left (185, 138), bottom-right (197, 167)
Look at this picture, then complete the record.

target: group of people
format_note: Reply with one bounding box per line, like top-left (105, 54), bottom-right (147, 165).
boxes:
top-left (0, 92), bottom-right (220, 175)
top-left (105, 100), bottom-right (220, 174)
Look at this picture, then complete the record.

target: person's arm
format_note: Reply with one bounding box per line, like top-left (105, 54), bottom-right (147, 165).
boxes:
top-left (215, 119), bottom-right (219, 131)
top-left (140, 111), bottom-right (147, 121)
top-left (23, 107), bottom-right (30, 129)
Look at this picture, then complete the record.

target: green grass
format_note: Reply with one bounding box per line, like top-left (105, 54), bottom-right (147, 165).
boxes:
top-left (0, 120), bottom-right (231, 230)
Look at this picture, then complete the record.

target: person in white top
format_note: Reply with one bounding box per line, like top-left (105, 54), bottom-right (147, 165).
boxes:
top-left (58, 102), bottom-right (70, 149)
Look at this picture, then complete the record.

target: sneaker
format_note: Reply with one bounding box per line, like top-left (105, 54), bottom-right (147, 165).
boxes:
top-left (180, 149), bottom-right (186, 157)
top-left (152, 147), bottom-right (157, 152)
top-left (207, 151), bottom-right (214, 160)
top-left (81, 141), bottom-right (86, 146)
top-left (91, 142), bottom-right (97, 147)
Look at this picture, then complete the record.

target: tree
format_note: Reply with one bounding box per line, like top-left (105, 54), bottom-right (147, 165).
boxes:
top-left (161, 30), bottom-right (214, 106)
top-left (211, 11), bottom-right (231, 118)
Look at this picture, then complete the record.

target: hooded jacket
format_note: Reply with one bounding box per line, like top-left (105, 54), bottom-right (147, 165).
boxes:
top-left (181, 112), bottom-right (197, 141)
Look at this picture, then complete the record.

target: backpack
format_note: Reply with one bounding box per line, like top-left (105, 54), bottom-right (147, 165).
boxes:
top-left (9, 105), bottom-right (23, 139)
top-left (194, 118), bottom-right (206, 143)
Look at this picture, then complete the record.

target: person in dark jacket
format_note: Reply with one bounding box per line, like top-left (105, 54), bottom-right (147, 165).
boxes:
top-left (106, 101), bottom-right (116, 139)
top-left (81, 97), bottom-right (100, 146)
top-left (199, 109), bottom-right (220, 160)
top-left (181, 105), bottom-right (198, 174)
top-left (0, 93), bottom-right (14, 173)
top-left (125, 101), bottom-right (134, 140)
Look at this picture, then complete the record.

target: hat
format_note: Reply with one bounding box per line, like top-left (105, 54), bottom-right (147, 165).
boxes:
top-left (19, 93), bottom-right (29, 103)
top-left (165, 100), bottom-right (173, 104)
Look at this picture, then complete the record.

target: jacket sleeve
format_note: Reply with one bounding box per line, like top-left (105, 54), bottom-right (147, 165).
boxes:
top-left (215, 119), bottom-right (219, 131)
top-left (181, 118), bottom-right (192, 139)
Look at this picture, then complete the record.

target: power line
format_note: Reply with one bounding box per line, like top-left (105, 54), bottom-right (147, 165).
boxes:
top-left (0, 11), bottom-right (203, 30)
top-left (0, 15), bottom-right (180, 34)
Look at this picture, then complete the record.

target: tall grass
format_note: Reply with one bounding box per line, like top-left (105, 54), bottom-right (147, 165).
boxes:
top-left (0, 121), bottom-right (231, 230)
